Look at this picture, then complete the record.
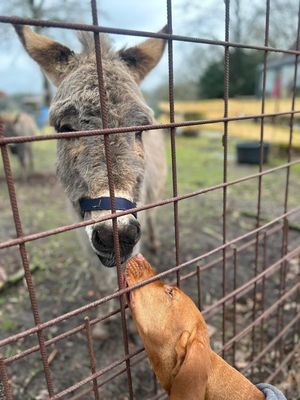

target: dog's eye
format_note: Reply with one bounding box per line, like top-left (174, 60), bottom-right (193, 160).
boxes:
top-left (135, 131), bottom-right (143, 141)
top-left (165, 286), bottom-right (174, 298)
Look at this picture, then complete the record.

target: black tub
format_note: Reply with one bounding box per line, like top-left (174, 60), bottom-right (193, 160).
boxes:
top-left (236, 141), bottom-right (270, 164)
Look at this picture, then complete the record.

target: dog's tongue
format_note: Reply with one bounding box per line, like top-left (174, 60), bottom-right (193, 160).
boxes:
top-left (125, 254), bottom-right (156, 286)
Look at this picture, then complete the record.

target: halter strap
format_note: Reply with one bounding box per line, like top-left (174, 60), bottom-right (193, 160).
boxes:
top-left (79, 197), bottom-right (137, 218)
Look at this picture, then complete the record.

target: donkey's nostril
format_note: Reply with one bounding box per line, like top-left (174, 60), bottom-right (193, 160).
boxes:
top-left (91, 227), bottom-right (113, 252)
top-left (91, 230), bottom-right (102, 251)
top-left (122, 222), bottom-right (141, 245)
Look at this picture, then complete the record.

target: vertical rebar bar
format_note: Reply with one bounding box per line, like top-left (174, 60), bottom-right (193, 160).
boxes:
top-left (277, 218), bottom-right (289, 361)
top-left (294, 256), bottom-right (300, 344)
top-left (196, 264), bottom-right (202, 310)
top-left (0, 3), bottom-right (299, 397)
top-left (167, 0), bottom-right (181, 287)
top-left (259, 231), bottom-right (268, 375)
top-left (277, 0), bottom-right (300, 363)
top-left (251, 0), bottom-right (270, 375)
top-left (222, 0), bottom-right (230, 358)
top-left (90, 1), bottom-right (133, 397)
top-left (232, 246), bottom-right (237, 367)
top-left (84, 317), bottom-right (100, 400)
top-left (0, 122), bottom-right (54, 396)
top-left (0, 356), bottom-right (13, 400)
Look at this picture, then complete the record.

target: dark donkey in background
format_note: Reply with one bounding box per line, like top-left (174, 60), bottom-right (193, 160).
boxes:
top-left (14, 25), bottom-right (167, 338)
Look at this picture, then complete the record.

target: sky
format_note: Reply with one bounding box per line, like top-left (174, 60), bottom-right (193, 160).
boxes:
top-left (0, 0), bottom-right (193, 96)
top-left (1, 0), bottom-right (296, 98)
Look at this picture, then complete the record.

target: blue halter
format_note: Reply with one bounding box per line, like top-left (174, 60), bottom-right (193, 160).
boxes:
top-left (79, 197), bottom-right (137, 219)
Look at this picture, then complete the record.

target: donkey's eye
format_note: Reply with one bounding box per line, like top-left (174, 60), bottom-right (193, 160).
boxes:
top-left (57, 124), bottom-right (76, 133)
top-left (135, 131), bottom-right (143, 141)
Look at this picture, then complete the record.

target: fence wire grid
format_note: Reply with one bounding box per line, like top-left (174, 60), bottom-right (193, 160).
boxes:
top-left (0, 0), bottom-right (300, 399)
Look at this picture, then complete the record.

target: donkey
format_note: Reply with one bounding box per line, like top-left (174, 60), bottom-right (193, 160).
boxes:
top-left (2, 112), bottom-right (36, 178)
top-left (14, 25), bottom-right (167, 337)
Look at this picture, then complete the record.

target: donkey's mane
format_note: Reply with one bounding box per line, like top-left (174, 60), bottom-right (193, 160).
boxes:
top-left (77, 31), bottom-right (114, 58)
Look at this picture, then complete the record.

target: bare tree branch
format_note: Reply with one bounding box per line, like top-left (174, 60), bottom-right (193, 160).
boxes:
top-left (0, 0), bottom-right (92, 103)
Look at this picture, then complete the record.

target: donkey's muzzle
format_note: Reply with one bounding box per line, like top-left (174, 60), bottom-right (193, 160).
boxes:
top-left (91, 220), bottom-right (141, 267)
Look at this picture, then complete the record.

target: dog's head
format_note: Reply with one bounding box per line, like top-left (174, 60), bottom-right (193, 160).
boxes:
top-left (125, 254), bottom-right (211, 397)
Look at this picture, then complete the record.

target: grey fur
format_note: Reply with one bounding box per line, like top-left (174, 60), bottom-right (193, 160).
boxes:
top-left (48, 33), bottom-right (167, 264)
top-left (15, 26), bottom-right (167, 322)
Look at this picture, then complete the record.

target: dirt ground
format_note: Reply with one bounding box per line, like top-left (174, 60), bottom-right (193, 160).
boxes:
top-left (0, 133), bottom-right (300, 399)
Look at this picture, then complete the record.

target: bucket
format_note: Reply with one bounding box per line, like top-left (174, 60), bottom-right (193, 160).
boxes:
top-left (236, 141), bottom-right (270, 164)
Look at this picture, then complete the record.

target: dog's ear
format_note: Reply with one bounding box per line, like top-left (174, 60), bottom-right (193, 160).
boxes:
top-left (14, 25), bottom-right (77, 86)
top-left (119, 26), bottom-right (167, 82)
top-left (170, 326), bottom-right (211, 400)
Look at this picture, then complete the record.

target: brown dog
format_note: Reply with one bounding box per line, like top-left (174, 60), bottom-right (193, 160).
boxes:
top-left (125, 254), bottom-right (265, 400)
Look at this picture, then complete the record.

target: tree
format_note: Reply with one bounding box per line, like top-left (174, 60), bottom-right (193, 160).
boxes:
top-left (180, 0), bottom-right (300, 48)
top-left (178, 0), bottom-right (300, 100)
top-left (0, 0), bottom-right (91, 105)
top-left (199, 59), bottom-right (224, 99)
top-left (144, 79), bottom-right (200, 113)
top-left (199, 49), bottom-right (263, 99)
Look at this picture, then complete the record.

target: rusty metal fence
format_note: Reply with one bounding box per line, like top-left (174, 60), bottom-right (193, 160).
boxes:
top-left (0, 0), bottom-right (299, 399)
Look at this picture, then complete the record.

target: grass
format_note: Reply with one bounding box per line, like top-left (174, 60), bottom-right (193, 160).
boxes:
top-left (0, 129), bottom-right (85, 283)
top-left (162, 131), bottom-right (300, 237)
top-left (32, 139), bottom-right (57, 174)
top-left (166, 134), bottom-right (223, 192)
top-left (1, 129), bottom-right (299, 399)
top-left (166, 131), bottom-right (299, 187)
top-left (1, 131), bottom-right (299, 303)
top-left (2, 130), bottom-right (299, 235)
top-left (1, 318), bottom-right (18, 332)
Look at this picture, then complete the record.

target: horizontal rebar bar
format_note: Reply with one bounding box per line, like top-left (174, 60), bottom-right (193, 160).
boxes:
top-left (217, 283), bottom-right (299, 353)
top-left (266, 344), bottom-right (300, 383)
top-left (203, 244), bottom-right (300, 318)
top-left (1, 209), bottom-right (300, 349)
top-left (1, 110), bottom-right (300, 145)
top-left (69, 353), bottom-right (149, 400)
top-left (2, 239), bottom-right (300, 367)
top-left (178, 224), bottom-right (282, 282)
top-left (1, 159), bottom-right (299, 251)
top-left (48, 347), bottom-right (144, 400)
top-left (1, 15), bottom-right (300, 56)
top-left (4, 307), bottom-right (123, 364)
top-left (0, 3), bottom-right (300, 398)
top-left (242, 313), bottom-right (300, 373)
top-left (3, 224), bottom-right (283, 365)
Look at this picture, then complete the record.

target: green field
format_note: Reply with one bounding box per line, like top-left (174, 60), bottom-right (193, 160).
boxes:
top-left (0, 131), bottom-right (299, 398)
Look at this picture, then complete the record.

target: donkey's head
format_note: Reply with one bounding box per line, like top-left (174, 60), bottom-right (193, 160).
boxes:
top-left (15, 25), bottom-right (166, 267)
top-left (3, 114), bottom-right (19, 136)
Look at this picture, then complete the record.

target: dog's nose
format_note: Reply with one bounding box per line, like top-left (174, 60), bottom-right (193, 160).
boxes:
top-left (91, 220), bottom-right (141, 255)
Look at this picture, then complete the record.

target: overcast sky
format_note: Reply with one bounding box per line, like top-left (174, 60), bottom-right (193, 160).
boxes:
top-left (0, 0), bottom-right (198, 96)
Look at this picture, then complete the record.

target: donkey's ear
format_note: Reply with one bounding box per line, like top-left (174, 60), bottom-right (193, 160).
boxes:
top-left (119, 25), bottom-right (167, 82)
top-left (170, 326), bottom-right (211, 400)
top-left (14, 25), bottom-right (76, 86)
